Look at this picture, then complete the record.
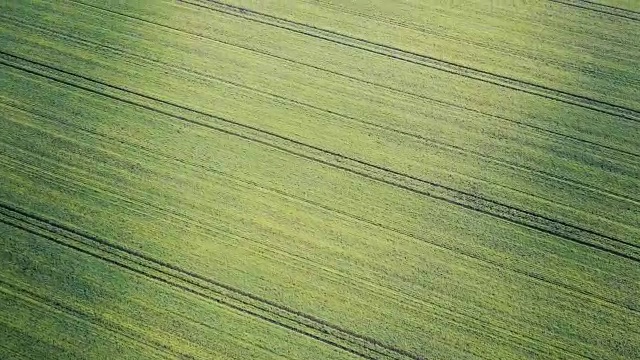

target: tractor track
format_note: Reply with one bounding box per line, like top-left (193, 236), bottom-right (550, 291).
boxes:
top-left (0, 203), bottom-right (425, 360)
top-left (3, 13), bottom-right (638, 209)
top-left (179, 0), bottom-right (640, 122)
top-left (34, 5), bottom-right (640, 160)
top-left (2, 101), bottom-right (636, 360)
top-left (1, 51), bottom-right (638, 264)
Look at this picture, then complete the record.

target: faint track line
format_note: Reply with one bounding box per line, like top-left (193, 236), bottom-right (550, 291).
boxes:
top-left (0, 274), bottom-right (185, 359)
top-left (0, 343), bottom-right (34, 360)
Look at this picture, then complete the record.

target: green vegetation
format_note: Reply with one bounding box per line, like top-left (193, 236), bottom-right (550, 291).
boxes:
top-left (1, 0), bottom-right (638, 359)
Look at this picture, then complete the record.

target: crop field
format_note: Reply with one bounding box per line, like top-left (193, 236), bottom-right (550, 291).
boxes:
top-left (1, 0), bottom-right (639, 359)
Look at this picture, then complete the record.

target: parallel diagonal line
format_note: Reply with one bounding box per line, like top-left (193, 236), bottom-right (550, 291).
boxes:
top-left (0, 260), bottom-right (190, 359)
top-left (1, 51), bottom-right (638, 263)
top-left (2, 13), bottom-right (637, 208)
top-left (0, 140), bottom-right (606, 359)
top-left (0, 204), bottom-right (417, 360)
top-left (180, 0), bottom-right (640, 122)
top-left (43, 4), bottom-right (640, 159)
top-left (4, 99), bottom-right (637, 318)
top-left (549, 0), bottom-right (640, 21)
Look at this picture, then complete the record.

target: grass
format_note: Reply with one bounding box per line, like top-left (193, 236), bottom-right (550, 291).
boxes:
top-left (1, 0), bottom-right (639, 359)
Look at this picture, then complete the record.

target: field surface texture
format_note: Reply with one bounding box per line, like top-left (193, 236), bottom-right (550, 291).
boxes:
top-left (1, 0), bottom-right (639, 359)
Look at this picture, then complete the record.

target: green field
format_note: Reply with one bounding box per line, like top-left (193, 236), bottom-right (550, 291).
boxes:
top-left (1, 0), bottom-right (639, 359)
